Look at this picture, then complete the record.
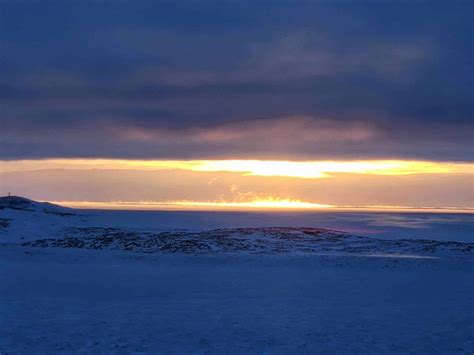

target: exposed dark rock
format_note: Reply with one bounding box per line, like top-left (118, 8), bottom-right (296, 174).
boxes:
top-left (21, 227), bottom-right (474, 257)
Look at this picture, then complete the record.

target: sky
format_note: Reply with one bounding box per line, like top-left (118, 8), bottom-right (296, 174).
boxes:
top-left (1, 0), bottom-right (473, 210)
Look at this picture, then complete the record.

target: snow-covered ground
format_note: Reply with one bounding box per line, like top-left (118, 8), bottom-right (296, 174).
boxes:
top-left (1, 196), bottom-right (473, 353)
top-left (2, 247), bottom-right (473, 353)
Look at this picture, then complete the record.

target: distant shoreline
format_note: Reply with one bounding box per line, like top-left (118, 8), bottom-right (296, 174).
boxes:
top-left (46, 200), bottom-right (474, 214)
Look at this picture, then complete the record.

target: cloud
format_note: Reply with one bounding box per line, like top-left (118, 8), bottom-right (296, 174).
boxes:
top-left (117, 116), bottom-right (377, 145)
top-left (0, 0), bottom-right (472, 160)
top-left (122, 30), bottom-right (430, 88)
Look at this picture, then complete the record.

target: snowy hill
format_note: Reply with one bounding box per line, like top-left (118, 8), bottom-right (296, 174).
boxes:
top-left (0, 196), bottom-right (81, 242)
top-left (0, 195), bottom-right (73, 215)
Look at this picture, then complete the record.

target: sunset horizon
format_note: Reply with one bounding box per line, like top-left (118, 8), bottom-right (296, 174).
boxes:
top-left (2, 157), bottom-right (473, 210)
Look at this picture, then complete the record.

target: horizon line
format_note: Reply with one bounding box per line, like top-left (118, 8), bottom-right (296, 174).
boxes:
top-left (46, 199), bottom-right (474, 214)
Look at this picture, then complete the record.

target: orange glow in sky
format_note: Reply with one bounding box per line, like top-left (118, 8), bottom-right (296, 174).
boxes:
top-left (2, 158), bottom-right (473, 211)
top-left (48, 199), bottom-right (474, 213)
top-left (51, 198), bottom-right (333, 210)
top-left (2, 159), bottom-right (473, 178)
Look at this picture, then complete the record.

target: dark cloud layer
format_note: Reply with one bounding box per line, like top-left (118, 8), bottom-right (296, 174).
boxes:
top-left (1, 0), bottom-right (473, 160)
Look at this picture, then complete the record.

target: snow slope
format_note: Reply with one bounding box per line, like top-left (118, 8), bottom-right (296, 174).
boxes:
top-left (0, 196), bottom-right (86, 242)
top-left (0, 196), bottom-right (72, 214)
